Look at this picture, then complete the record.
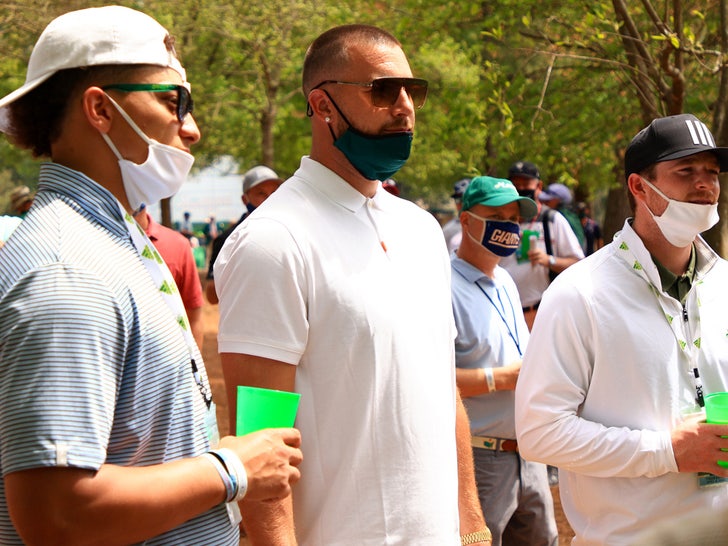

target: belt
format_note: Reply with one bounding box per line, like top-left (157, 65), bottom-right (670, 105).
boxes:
top-left (471, 436), bottom-right (519, 452)
top-left (522, 301), bottom-right (540, 312)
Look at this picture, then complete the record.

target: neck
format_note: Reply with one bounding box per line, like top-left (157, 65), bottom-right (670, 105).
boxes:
top-left (310, 148), bottom-right (379, 198)
top-left (52, 117), bottom-right (131, 212)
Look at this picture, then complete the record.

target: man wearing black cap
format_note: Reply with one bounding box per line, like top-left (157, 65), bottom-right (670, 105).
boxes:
top-left (515, 114), bottom-right (728, 545)
top-left (442, 177), bottom-right (471, 252)
top-left (501, 161), bottom-right (583, 330)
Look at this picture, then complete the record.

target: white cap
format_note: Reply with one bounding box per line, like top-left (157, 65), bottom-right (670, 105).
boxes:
top-left (243, 165), bottom-right (282, 193)
top-left (0, 6), bottom-right (185, 132)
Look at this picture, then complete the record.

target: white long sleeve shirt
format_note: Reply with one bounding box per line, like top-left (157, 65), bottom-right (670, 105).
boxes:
top-left (515, 220), bottom-right (728, 545)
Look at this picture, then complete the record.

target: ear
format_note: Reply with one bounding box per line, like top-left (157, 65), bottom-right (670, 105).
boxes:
top-left (242, 194), bottom-right (249, 206)
top-left (82, 87), bottom-right (114, 133)
top-left (459, 210), bottom-right (474, 236)
top-left (307, 88), bottom-right (334, 122)
top-left (627, 173), bottom-right (647, 203)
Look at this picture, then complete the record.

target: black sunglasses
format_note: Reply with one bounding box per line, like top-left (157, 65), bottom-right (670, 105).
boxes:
top-left (313, 77), bottom-right (428, 109)
top-left (102, 83), bottom-right (194, 122)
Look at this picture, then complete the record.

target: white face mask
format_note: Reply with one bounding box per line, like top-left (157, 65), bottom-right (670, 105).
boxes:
top-left (640, 177), bottom-right (719, 247)
top-left (101, 94), bottom-right (194, 212)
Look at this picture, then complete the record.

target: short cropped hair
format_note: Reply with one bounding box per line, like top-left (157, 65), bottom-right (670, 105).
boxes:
top-left (302, 24), bottom-right (401, 97)
top-left (7, 64), bottom-right (152, 158)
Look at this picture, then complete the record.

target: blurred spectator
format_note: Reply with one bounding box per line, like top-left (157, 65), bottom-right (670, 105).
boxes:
top-left (577, 202), bottom-right (604, 255)
top-left (382, 178), bottom-right (400, 196)
top-left (10, 186), bottom-right (33, 218)
top-left (442, 177), bottom-right (471, 252)
top-left (179, 211), bottom-right (194, 239)
top-left (203, 215), bottom-right (218, 246)
top-left (538, 183), bottom-right (586, 251)
top-left (205, 165), bottom-right (282, 304)
top-left (501, 161), bottom-right (583, 330)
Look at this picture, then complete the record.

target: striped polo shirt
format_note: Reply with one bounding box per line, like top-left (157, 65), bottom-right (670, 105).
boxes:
top-left (0, 163), bottom-right (236, 544)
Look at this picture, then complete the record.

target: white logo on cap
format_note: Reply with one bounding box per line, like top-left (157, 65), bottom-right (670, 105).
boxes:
top-left (685, 119), bottom-right (715, 147)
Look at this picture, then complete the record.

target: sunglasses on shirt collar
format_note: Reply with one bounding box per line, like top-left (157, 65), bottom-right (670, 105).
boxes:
top-left (310, 77), bottom-right (428, 110)
top-left (102, 83), bottom-right (194, 122)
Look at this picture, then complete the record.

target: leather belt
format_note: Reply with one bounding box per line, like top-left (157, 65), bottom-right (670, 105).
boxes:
top-left (471, 436), bottom-right (519, 452)
top-left (522, 301), bottom-right (540, 312)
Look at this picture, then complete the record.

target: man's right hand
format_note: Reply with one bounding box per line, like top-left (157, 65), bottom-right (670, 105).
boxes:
top-left (218, 428), bottom-right (302, 501)
top-left (672, 416), bottom-right (728, 476)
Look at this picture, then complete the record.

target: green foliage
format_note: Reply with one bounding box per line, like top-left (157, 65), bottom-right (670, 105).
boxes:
top-left (2, 0), bottom-right (728, 220)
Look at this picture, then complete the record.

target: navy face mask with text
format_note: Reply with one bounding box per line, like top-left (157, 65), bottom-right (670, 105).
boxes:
top-left (467, 212), bottom-right (521, 257)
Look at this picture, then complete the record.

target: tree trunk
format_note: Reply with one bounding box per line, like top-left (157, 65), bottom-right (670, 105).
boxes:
top-left (160, 197), bottom-right (172, 229)
top-left (705, 0), bottom-right (728, 258)
top-left (602, 145), bottom-right (632, 242)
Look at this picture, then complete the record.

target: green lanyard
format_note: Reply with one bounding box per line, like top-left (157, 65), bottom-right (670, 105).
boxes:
top-left (616, 239), bottom-right (704, 408)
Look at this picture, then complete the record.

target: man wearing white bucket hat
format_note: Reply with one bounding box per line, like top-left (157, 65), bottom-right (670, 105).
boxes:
top-left (0, 6), bottom-right (301, 545)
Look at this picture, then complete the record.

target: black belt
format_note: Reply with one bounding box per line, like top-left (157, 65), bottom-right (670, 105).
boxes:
top-left (522, 301), bottom-right (540, 312)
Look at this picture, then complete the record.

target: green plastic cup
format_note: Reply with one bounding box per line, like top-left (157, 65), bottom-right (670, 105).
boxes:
top-left (517, 229), bottom-right (539, 263)
top-left (704, 392), bottom-right (728, 468)
top-left (236, 386), bottom-right (301, 436)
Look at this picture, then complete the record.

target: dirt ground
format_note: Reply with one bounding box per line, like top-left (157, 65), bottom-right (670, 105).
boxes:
top-left (199, 300), bottom-right (575, 545)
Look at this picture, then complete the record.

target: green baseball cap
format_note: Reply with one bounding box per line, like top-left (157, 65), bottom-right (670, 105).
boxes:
top-left (461, 176), bottom-right (537, 219)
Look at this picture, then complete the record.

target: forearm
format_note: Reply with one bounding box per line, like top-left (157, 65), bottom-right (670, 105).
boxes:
top-left (549, 254), bottom-right (579, 274)
top-left (205, 280), bottom-right (219, 304)
top-left (241, 496), bottom-right (297, 546)
top-left (516, 401), bottom-right (675, 478)
top-left (457, 363), bottom-right (520, 399)
top-left (6, 457), bottom-right (225, 546)
top-left (187, 305), bottom-right (204, 350)
top-left (455, 390), bottom-right (487, 535)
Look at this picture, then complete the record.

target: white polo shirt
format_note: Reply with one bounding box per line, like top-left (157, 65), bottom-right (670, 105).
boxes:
top-left (216, 157), bottom-right (460, 545)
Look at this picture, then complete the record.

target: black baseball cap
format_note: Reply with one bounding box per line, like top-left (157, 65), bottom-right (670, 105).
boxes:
top-left (508, 160), bottom-right (541, 180)
top-left (624, 113), bottom-right (728, 178)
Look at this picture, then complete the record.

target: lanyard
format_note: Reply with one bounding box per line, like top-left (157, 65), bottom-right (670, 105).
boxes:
top-left (616, 240), bottom-right (704, 407)
top-left (456, 268), bottom-right (522, 356)
top-left (118, 205), bottom-right (212, 409)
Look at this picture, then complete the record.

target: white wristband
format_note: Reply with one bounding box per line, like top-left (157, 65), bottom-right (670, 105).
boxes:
top-left (212, 448), bottom-right (249, 502)
top-left (484, 368), bottom-right (496, 392)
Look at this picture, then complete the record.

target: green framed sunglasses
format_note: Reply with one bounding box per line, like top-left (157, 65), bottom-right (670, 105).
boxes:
top-left (102, 83), bottom-right (194, 122)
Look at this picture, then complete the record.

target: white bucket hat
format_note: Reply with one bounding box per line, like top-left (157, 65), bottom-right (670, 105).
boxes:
top-left (0, 5), bottom-right (185, 132)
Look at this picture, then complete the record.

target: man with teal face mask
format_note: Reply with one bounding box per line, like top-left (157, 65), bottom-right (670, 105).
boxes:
top-left (215, 24), bottom-right (491, 546)
top-left (451, 177), bottom-right (558, 546)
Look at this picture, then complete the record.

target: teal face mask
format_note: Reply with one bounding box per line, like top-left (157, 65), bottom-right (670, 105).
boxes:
top-left (324, 92), bottom-right (413, 181)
